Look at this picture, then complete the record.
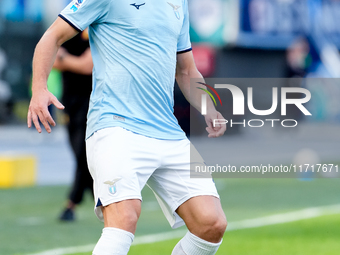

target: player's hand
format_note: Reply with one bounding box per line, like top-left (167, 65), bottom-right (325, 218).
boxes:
top-left (204, 110), bottom-right (227, 138)
top-left (27, 88), bottom-right (65, 133)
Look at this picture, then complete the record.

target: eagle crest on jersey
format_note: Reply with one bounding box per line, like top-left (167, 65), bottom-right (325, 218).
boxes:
top-left (104, 178), bottom-right (122, 195)
top-left (167, 2), bottom-right (181, 20)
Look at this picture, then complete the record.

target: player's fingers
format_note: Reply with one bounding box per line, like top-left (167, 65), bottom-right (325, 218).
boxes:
top-left (37, 111), bottom-right (51, 133)
top-left (42, 109), bottom-right (56, 127)
top-left (27, 110), bottom-right (32, 128)
top-left (51, 96), bottom-right (65, 110)
top-left (215, 125), bottom-right (226, 137)
top-left (216, 121), bottom-right (227, 136)
top-left (206, 126), bottom-right (217, 138)
top-left (206, 126), bottom-right (214, 133)
top-left (205, 117), bottom-right (213, 129)
top-left (214, 112), bottom-right (226, 133)
top-left (206, 126), bottom-right (225, 138)
top-left (207, 133), bottom-right (217, 138)
top-left (213, 119), bottom-right (221, 129)
top-left (31, 111), bottom-right (42, 133)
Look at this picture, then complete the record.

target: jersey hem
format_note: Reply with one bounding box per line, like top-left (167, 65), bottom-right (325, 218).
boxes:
top-left (86, 123), bottom-right (187, 141)
top-left (58, 14), bottom-right (82, 32)
top-left (177, 47), bottom-right (192, 54)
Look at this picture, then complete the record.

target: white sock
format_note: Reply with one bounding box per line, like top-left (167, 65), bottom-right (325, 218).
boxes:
top-left (93, 227), bottom-right (134, 255)
top-left (172, 241), bottom-right (187, 255)
top-left (171, 232), bottom-right (222, 255)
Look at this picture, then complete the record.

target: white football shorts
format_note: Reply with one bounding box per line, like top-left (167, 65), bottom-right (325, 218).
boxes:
top-left (86, 127), bottom-right (219, 229)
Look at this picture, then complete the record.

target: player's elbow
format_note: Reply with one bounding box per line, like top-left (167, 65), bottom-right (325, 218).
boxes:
top-left (176, 64), bottom-right (201, 80)
top-left (175, 69), bottom-right (187, 82)
top-left (175, 67), bottom-right (192, 85)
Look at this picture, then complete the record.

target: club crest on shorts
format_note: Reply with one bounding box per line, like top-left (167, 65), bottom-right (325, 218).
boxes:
top-left (104, 178), bottom-right (122, 195)
top-left (167, 2), bottom-right (181, 20)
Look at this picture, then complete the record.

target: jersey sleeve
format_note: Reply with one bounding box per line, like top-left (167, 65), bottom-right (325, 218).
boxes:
top-left (58, 0), bottom-right (109, 32)
top-left (177, 0), bottom-right (192, 54)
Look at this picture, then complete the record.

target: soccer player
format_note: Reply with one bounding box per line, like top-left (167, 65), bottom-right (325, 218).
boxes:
top-left (27, 0), bottom-right (227, 254)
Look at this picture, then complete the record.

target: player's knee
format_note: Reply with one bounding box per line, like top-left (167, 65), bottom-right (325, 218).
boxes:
top-left (210, 216), bottom-right (227, 239)
top-left (119, 210), bottom-right (139, 228)
top-left (215, 217), bottom-right (227, 238)
top-left (103, 202), bottom-right (141, 231)
top-left (200, 214), bottom-right (227, 242)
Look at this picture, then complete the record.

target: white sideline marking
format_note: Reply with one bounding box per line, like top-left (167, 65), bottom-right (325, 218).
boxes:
top-left (27, 204), bottom-right (340, 255)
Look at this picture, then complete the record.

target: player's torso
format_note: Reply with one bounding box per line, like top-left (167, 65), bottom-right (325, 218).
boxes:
top-left (100, 0), bottom-right (185, 43)
top-left (86, 0), bottom-right (188, 140)
top-left (107, 0), bottom-right (185, 25)
top-left (88, 0), bottom-right (188, 99)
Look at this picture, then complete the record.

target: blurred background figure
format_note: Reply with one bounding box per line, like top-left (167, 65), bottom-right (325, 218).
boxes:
top-left (285, 37), bottom-right (312, 78)
top-left (0, 48), bottom-right (12, 123)
top-left (52, 28), bottom-right (93, 222)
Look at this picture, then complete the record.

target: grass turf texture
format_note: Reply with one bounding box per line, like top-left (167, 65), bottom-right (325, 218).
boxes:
top-left (1, 178), bottom-right (339, 254)
top-left (72, 214), bottom-right (340, 255)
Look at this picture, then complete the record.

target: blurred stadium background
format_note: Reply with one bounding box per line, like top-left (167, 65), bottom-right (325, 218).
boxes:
top-left (0, 0), bottom-right (340, 254)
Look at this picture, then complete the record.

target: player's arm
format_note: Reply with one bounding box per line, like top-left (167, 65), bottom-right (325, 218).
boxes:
top-left (53, 47), bottom-right (93, 75)
top-left (28, 17), bottom-right (79, 133)
top-left (176, 51), bottom-right (226, 138)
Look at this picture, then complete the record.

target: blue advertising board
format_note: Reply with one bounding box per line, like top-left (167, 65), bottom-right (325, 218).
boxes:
top-left (238, 0), bottom-right (340, 49)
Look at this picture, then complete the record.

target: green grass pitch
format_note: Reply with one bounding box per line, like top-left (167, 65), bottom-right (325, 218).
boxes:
top-left (72, 214), bottom-right (340, 255)
top-left (1, 178), bottom-right (339, 254)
